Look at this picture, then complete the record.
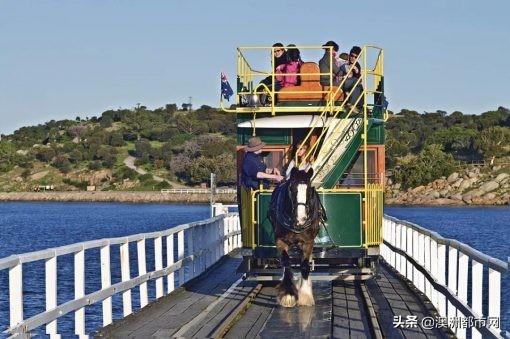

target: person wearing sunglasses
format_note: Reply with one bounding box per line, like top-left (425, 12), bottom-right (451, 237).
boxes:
top-left (260, 43), bottom-right (288, 88)
top-left (256, 43), bottom-right (289, 105)
top-left (339, 46), bottom-right (364, 113)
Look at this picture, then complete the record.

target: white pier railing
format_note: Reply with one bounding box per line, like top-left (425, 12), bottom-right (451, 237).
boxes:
top-left (0, 213), bottom-right (241, 337)
top-left (382, 215), bottom-right (509, 339)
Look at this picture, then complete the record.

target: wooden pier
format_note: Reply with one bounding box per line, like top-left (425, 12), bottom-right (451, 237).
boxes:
top-left (1, 214), bottom-right (507, 338)
top-left (96, 251), bottom-right (450, 338)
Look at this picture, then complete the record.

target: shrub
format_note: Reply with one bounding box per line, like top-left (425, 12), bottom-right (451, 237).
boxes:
top-left (114, 166), bottom-right (138, 180)
top-left (123, 132), bottom-right (138, 142)
top-left (394, 144), bottom-right (455, 189)
top-left (109, 132), bottom-right (125, 147)
top-left (52, 155), bottom-right (72, 173)
top-left (62, 178), bottom-right (88, 190)
top-left (88, 161), bottom-right (102, 170)
top-left (155, 181), bottom-right (171, 189)
top-left (138, 173), bottom-right (153, 182)
top-left (35, 147), bottom-right (56, 162)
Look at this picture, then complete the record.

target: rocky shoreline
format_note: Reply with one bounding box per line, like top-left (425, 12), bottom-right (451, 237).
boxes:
top-left (385, 166), bottom-right (509, 206)
top-left (0, 191), bottom-right (236, 204)
top-left (2, 166), bottom-right (509, 206)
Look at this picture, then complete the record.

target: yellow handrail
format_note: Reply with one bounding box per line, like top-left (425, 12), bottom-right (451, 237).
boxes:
top-left (365, 183), bottom-right (383, 245)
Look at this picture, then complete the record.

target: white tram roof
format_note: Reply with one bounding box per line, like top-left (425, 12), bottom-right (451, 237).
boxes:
top-left (237, 115), bottom-right (341, 129)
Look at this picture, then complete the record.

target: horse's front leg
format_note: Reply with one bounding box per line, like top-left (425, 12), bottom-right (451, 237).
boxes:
top-left (276, 239), bottom-right (298, 307)
top-left (297, 240), bottom-right (315, 306)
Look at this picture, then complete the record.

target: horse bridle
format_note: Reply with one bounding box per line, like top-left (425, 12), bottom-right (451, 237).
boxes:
top-left (288, 180), bottom-right (311, 220)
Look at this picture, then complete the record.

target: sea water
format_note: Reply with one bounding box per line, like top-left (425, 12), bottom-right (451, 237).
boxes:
top-left (0, 203), bottom-right (508, 334)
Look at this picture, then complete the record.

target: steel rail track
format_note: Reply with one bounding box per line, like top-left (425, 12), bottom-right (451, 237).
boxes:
top-left (208, 276), bottom-right (385, 338)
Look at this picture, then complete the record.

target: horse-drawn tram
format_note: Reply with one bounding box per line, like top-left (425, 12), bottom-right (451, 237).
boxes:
top-left (221, 44), bottom-right (387, 286)
top-left (2, 44), bottom-right (507, 338)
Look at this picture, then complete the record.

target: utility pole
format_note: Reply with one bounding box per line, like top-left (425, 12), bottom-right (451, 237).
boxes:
top-left (210, 172), bottom-right (216, 217)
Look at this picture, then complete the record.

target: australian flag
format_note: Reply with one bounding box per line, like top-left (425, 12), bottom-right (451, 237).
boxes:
top-left (221, 72), bottom-right (234, 101)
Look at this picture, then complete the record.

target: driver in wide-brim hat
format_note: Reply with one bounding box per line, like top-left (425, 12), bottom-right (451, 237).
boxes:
top-left (241, 137), bottom-right (283, 189)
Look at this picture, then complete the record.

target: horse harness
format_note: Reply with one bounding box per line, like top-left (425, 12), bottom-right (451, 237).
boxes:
top-left (269, 180), bottom-right (327, 233)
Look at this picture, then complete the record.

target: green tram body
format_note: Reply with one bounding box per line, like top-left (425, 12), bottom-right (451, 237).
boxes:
top-left (223, 45), bottom-right (386, 274)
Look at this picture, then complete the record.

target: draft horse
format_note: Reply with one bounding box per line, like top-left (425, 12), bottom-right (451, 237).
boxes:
top-left (268, 168), bottom-right (327, 307)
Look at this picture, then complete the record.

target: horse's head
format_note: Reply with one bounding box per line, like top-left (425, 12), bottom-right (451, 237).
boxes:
top-left (288, 167), bottom-right (314, 226)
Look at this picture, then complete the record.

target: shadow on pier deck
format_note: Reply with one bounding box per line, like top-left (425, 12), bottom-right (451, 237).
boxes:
top-left (96, 251), bottom-right (450, 338)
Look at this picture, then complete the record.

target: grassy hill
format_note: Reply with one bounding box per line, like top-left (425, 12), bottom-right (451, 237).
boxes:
top-left (0, 104), bottom-right (508, 192)
top-left (0, 104), bottom-right (236, 192)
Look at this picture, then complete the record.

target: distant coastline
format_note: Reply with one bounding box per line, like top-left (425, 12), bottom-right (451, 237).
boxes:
top-left (0, 191), bottom-right (507, 206)
top-left (0, 191), bottom-right (236, 204)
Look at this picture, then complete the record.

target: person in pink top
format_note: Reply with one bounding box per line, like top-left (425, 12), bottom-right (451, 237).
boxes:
top-left (276, 44), bottom-right (303, 88)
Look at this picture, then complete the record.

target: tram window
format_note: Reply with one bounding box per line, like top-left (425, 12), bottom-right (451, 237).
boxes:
top-left (340, 150), bottom-right (377, 187)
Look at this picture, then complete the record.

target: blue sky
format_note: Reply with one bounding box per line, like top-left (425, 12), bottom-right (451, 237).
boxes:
top-left (0, 0), bottom-right (509, 135)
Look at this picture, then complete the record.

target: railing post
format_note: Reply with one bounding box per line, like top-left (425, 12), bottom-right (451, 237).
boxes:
top-left (223, 217), bottom-right (229, 255)
top-left (430, 239), bottom-right (438, 310)
top-left (9, 262), bottom-right (23, 329)
top-left (228, 216), bottom-right (234, 252)
top-left (154, 235), bottom-right (164, 298)
top-left (166, 234), bottom-right (175, 294)
top-left (74, 248), bottom-right (85, 335)
top-left (412, 230), bottom-right (419, 285)
top-left (417, 233), bottom-right (425, 293)
top-left (437, 243), bottom-right (447, 318)
top-left (400, 224), bottom-right (407, 277)
top-left (394, 221), bottom-right (400, 271)
top-left (471, 260), bottom-right (483, 339)
top-left (195, 225), bottom-right (202, 275)
top-left (424, 235), bottom-right (431, 300)
top-left (205, 222), bottom-right (212, 268)
top-left (488, 268), bottom-right (501, 334)
top-left (120, 241), bottom-right (132, 316)
top-left (447, 246), bottom-right (458, 333)
top-left (177, 230), bottom-right (185, 286)
top-left (45, 254), bottom-right (57, 335)
top-left (100, 244), bottom-right (112, 327)
top-left (457, 251), bottom-right (469, 339)
top-left (406, 226), bottom-right (413, 281)
top-left (187, 228), bottom-right (194, 279)
top-left (137, 238), bottom-right (148, 308)
top-left (216, 219), bottom-right (222, 261)
top-left (236, 215), bottom-right (242, 249)
top-left (390, 221), bottom-right (397, 267)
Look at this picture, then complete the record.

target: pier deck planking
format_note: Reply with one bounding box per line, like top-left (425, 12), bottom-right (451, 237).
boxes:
top-left (96, 253), bottom-right (449, 339)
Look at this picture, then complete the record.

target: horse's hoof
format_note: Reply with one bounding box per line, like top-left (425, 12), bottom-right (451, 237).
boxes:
top-left (297, 292), bottom-right (315, 306)
top-left (278, 293), bottom-right (297, 308)
top-left (297, 278), bottom-right (315, 306)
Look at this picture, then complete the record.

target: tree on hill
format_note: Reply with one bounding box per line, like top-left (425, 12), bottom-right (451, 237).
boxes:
top-left (474, 126), bottom-right (510, 164)
top-left (394, 144), bottom-right (456, 189)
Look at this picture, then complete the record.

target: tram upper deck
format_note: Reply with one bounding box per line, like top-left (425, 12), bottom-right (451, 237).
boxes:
top-left (220, 44), bottom-right (387, 120)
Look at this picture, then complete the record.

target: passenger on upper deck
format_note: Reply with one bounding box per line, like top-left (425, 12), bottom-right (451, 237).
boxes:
top-left (241, 137), bottom-right (284, 189)
top-left (318, 41), bottom-right (342, 86)
top-left (275, 44), bottom-right (303, 88)
top-left (260, 43), bottom-right (289, 88)
top-left (339, 46), bottom-right (364, 111)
